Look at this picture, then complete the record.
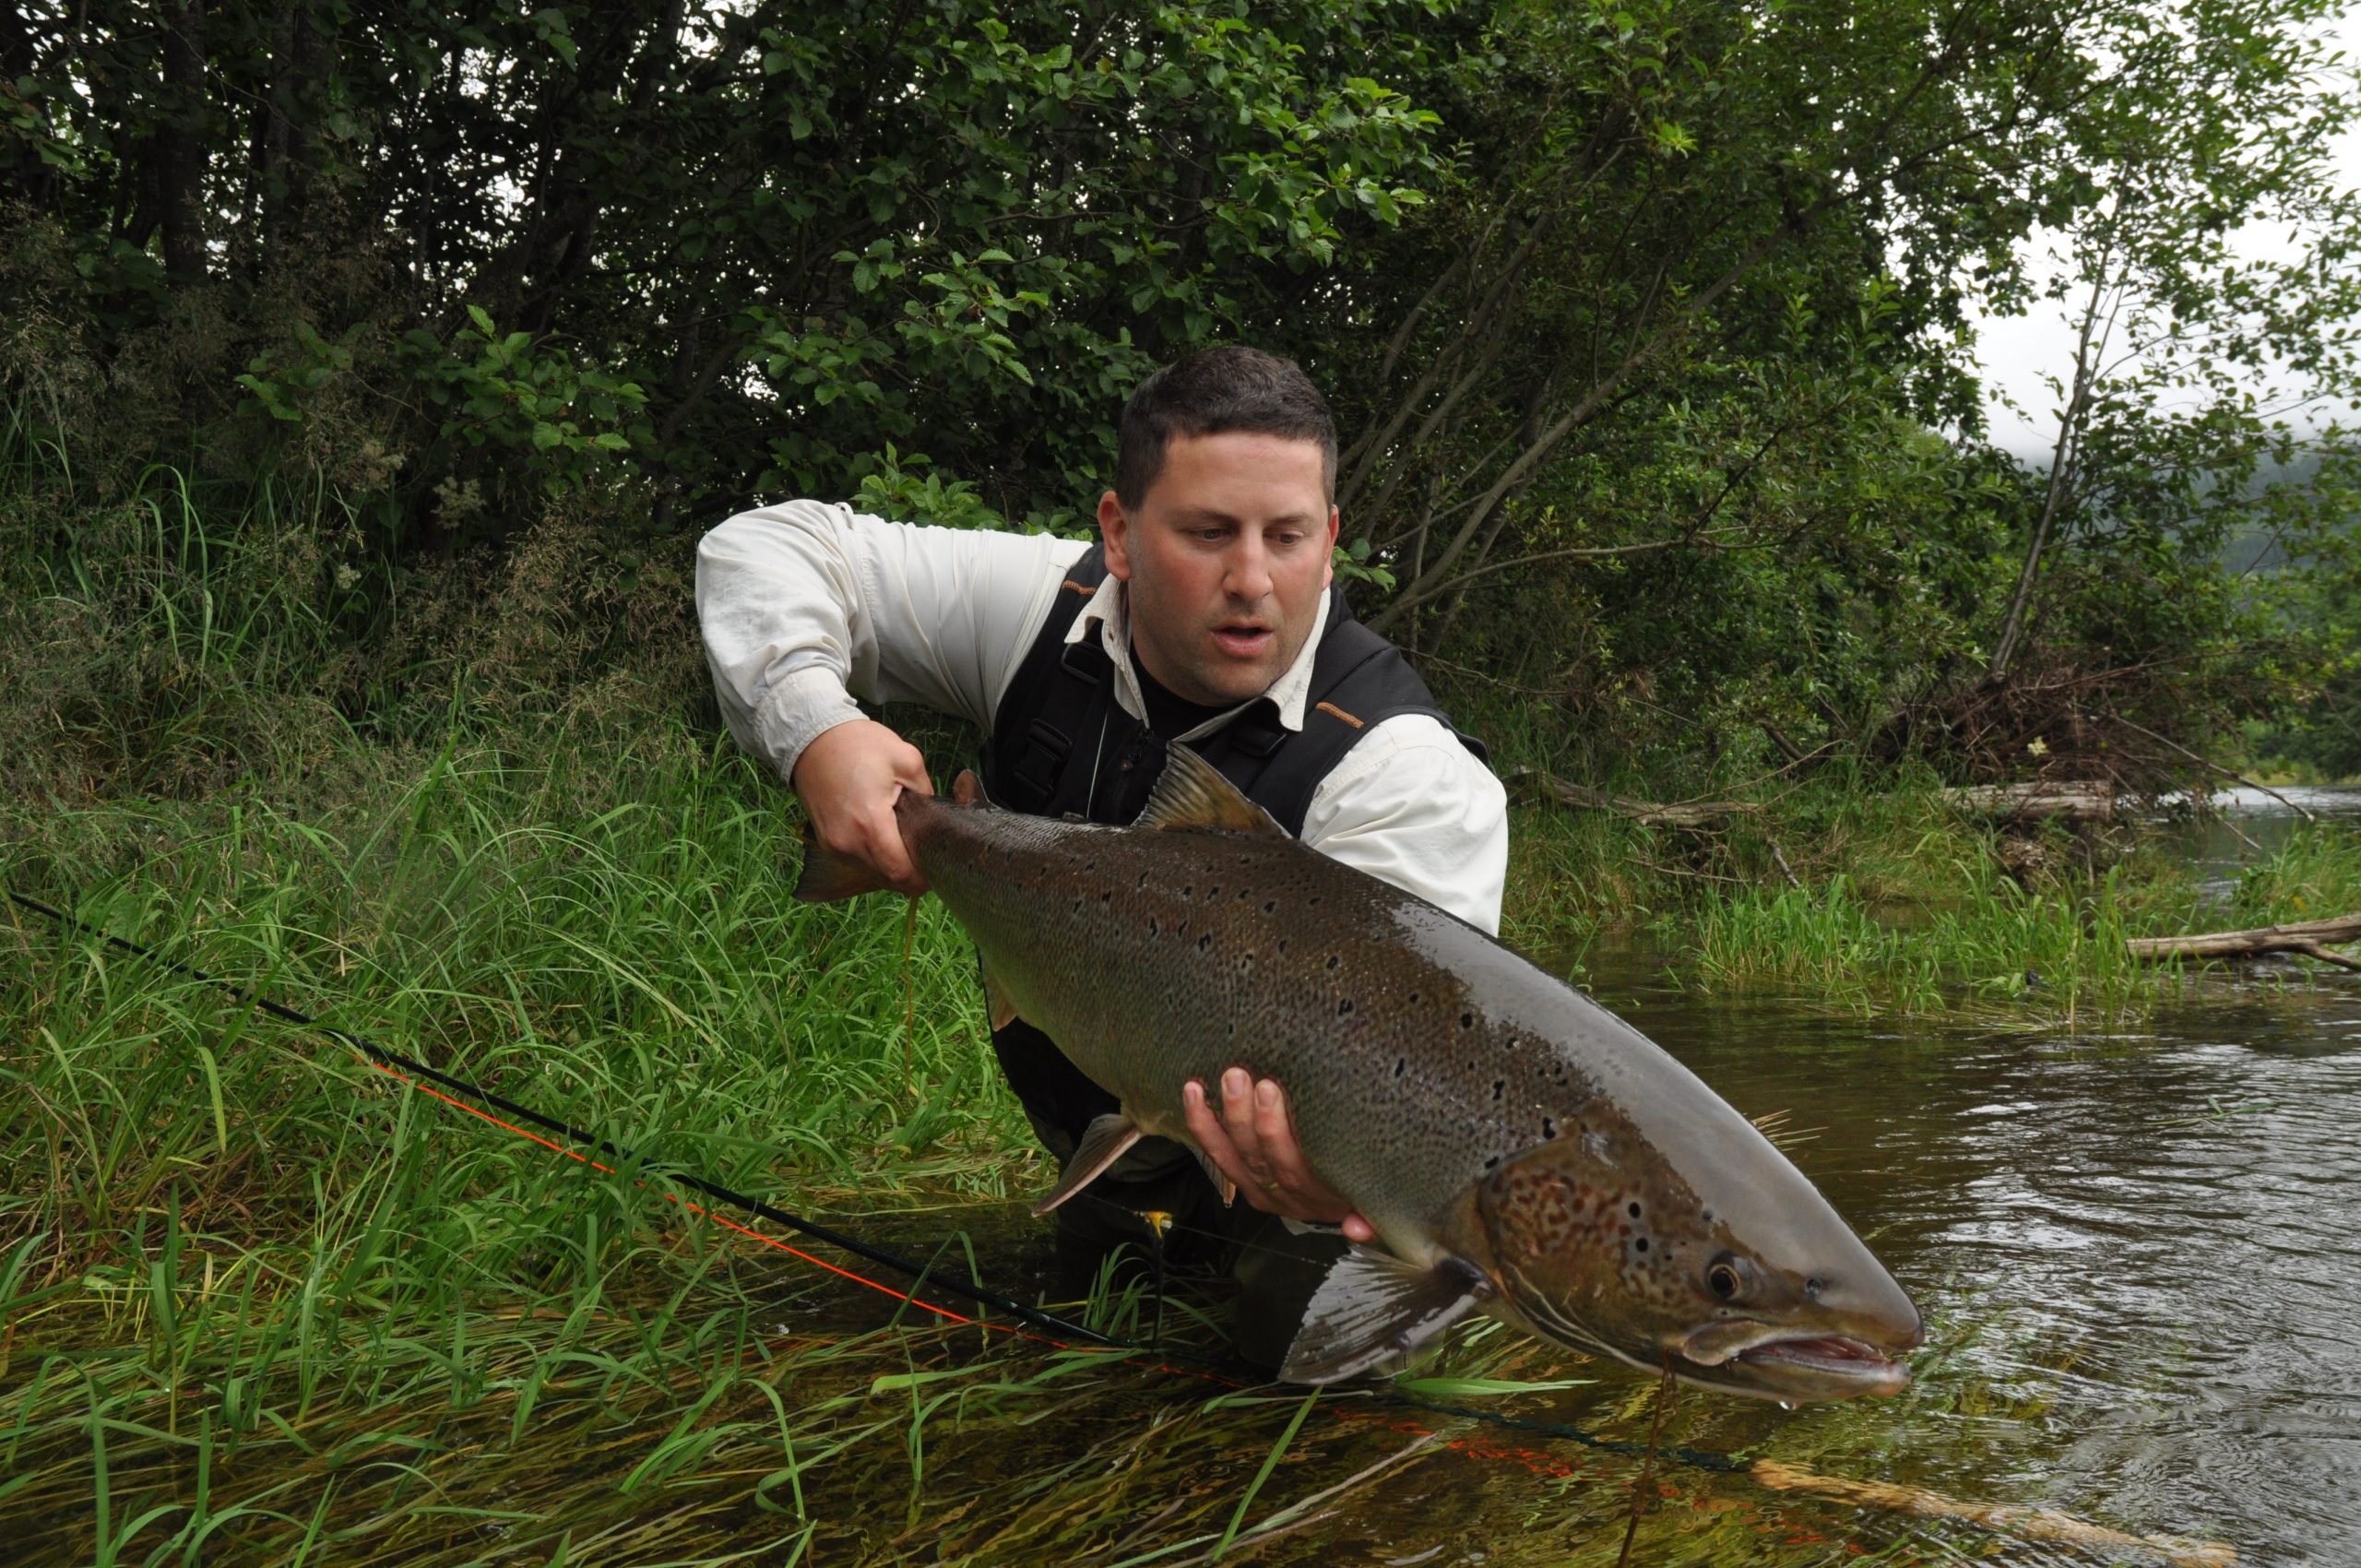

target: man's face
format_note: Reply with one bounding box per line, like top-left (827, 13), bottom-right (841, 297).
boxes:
top-left (1098, 431), bottom-right (1339, 708)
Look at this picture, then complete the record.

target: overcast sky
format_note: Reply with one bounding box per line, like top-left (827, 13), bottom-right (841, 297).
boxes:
top-left (1972, 7), bottom-right (2361, 460)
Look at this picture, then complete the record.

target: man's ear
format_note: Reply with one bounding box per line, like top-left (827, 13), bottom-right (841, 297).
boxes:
top-left (1323, 505), bottom-right (1340, 586)
top-left (1098, 490), bottom-right (1133, 581)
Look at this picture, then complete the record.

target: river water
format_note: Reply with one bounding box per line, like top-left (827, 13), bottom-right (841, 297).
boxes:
top-left (833, 790), bottom-right (2361, 1566)
top-left (1543, 786), bottom-right (2361, 1566)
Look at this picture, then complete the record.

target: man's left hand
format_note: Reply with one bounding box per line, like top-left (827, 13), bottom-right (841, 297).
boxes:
top-left (1183, 1068), bottom-right (1377, 1244)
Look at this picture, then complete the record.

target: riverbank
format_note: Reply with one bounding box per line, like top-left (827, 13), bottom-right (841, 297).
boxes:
top-left (10, 712), bottom-right (2347, 1562)
top-left (7, 478), bottom-right (2357, 1562)
top-left (1496, 760), bottom-right (2361, 1019)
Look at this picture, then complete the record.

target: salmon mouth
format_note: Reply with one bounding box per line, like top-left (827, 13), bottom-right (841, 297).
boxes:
top-left (1733, 1334), bottom-right (1911, 1395)
top-left (1673, 1317), bottom-right (1914, 1398)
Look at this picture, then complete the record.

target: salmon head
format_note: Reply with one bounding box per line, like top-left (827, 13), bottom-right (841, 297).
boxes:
top-left (1472, 1102), bottom-right (1923, 1402)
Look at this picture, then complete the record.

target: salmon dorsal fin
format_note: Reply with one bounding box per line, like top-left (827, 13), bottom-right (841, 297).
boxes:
top-left (1135, 745), bottom-right (1287, 837)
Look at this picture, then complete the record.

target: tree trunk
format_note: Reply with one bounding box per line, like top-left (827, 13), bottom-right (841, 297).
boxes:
top-left (157, 0), bottom-right (210, 280)
top-left (1988, 263), bottom-right (2117, 682)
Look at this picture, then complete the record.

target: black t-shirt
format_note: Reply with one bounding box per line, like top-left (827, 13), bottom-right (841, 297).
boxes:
top-left (1133, 653), bottom-right (1231, 742)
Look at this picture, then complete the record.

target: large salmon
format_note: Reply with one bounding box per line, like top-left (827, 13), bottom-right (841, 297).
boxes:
top-left (795, 747), bottom-right (1922, 1398)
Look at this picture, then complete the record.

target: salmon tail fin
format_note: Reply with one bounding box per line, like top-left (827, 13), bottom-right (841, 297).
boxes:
top-left (1030, 1111), bottom-right (1145, 1217)
top-left (789, 819), bottom-right (893, 903)
top-left (1279, 1250), bottom-right (1490, 1384)
top-left (1136, 745), bottom-right (1287, 837)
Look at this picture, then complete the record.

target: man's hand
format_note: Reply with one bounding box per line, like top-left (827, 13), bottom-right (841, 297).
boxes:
top-left (1184, 1067), bottom-right (1377, 1244)
top-left (790, 719), bottom-right (934, 897)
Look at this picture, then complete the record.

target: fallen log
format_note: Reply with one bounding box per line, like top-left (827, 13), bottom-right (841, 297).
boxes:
top-left (1502, 766), bottom-right (1756, 829)
top-left (1941, 781), bottom-right (2116, 821)
top-left (2127, 913), bottom-right (2361, 972)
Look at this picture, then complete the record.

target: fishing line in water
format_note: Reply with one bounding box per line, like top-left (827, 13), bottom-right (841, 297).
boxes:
top-left (3, 887), bottom-right (2245, 1565)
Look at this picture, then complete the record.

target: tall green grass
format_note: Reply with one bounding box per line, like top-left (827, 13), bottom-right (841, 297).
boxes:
top-left (1670, 818), bottom-right (2361, 1020)
top-left (0, 743), bottom-right (1997, 1562)
top-left (1677, 868), bottom-right (2165, 1020)
top-left (0, 434), bottom-right (2298, 1562)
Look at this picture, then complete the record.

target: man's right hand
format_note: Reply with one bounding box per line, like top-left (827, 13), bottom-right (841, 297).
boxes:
top-left (790, 719), bottom-right (935, 897)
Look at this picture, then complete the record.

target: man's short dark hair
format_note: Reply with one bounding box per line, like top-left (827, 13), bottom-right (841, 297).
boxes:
top-left (1113, 347), bottom-right (1336, 511)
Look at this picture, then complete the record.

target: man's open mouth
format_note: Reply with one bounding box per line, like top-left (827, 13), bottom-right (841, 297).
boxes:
top-left (1211, 624), bottom-right (1273, 656)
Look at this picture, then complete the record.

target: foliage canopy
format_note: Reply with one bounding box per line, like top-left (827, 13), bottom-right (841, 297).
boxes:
top-left (4, 0), bottom-right (2356, 782)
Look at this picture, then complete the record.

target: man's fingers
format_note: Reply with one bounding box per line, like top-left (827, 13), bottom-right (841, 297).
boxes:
top-left (815, 811), bottom-right (925, 897)
top-left (1252, 1078), bottom-right (1310, 1184)
top-left (1220, 1067), bottom-right (1274, 1172)
top-left (1188, 1076), bottom-right (1281, 1213)
top-left (1195, 1073), bottom-right (1373, 1233)
top-left (1184, 1080), bottom-right (1252, 1206)
top-left (792, 720), bottom-right (933, 896)
top-left (1242, 1077), bottom-right (1375, 1237)
top-left (860, 813), bottom-right (927, 895)
top-left (1182, 1080), bottom-right (1222, 1156)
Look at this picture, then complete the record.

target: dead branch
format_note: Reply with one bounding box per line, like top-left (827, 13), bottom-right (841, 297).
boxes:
top-left (2100, 712), bottom-right (2318, 822)
top-left (1505, 766), bottom-right (1758, 828)
top-left (2127, 914), bottom-right (2361, 972)
top-left (1940, 781), bottom-right (2117, 821)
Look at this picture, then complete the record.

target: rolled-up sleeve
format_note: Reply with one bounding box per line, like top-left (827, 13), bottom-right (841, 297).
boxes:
top-left (1300, 716), bottom-right (1508, 933)
top-left (695, 501), bottom-right (1088, 783)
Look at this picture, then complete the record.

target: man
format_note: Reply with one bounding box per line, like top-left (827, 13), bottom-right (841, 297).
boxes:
top-left (697, 347), bottom-right (1505, 1358)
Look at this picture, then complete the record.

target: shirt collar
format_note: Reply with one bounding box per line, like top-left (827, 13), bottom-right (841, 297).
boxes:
top-left (1062, 574), bottom-right (1330, 741)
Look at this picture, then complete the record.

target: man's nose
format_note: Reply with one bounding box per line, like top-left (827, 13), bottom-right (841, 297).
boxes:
top-left (1224, 534), bottom-right (1274, 602)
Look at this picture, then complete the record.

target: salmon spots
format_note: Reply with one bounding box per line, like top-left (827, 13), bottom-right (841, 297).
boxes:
top-left (796, 747), bottom-right (1921, 1398)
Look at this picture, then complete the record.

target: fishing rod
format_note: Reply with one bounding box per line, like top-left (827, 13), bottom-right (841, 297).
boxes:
top-left (3, 886), bottom-right (1123, 1352)
top-left (6, 888), bottom-right (2253, 1564)
top-left (1, 885), bottom-right (1746, 1476)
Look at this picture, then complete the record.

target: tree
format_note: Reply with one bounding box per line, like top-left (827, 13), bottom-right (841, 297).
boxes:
top-left (5, 1), bottom-right (1458, 537)
top-left (1981, 0), bottom-right (2361, 694)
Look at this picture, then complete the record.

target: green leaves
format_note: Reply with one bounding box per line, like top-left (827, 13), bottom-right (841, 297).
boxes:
top-left (233, 324), bottom-right (355, 426)
top-left (408, 310), bottom-right (646, 499)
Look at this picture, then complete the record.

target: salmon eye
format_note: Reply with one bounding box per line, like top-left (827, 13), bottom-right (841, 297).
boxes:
top-left (1706, 1255), bottom-right (1749, 1301)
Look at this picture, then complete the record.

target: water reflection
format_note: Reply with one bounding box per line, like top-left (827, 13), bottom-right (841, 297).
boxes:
top-left (2175, 786), bottom-right (2361, 904)
top-left (1596, 948), bottom-right (2361, 1566)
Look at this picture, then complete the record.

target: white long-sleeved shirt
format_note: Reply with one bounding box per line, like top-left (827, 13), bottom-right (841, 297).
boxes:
top-left (695, 501), bottom-right (1509, 932)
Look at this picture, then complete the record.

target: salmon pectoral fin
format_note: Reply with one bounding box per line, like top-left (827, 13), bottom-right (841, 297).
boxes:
top-left (1279, 1249), bottom-right (1491, 1384)
top-left (1030, 1112), bottom-right (1145, 1218)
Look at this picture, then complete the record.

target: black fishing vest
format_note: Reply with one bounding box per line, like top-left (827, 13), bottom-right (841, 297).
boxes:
top-left (979, 544), bottom-right (1484, 835)
top-left (979, 543), bottom-right (1488, 1162)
